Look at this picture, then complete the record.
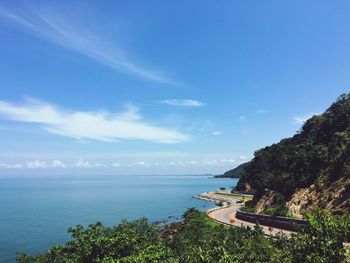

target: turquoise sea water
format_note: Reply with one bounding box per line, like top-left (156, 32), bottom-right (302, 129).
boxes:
top-left (0, 174), bottom-right (237, 262)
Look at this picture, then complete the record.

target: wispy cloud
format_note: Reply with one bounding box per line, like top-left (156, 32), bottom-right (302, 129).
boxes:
top-left (211, 130), bottom-right (222, 136)
top-left (0, 163), bottom-right (23, 168)
top-left (51, 159), bottom-right (66, 168)
top-left (25, 160), bottom-right (46, 168)
top-left (0, 6), bottom-right (176, 84)
top-left (112, 162), bottom-right (120, 167)
top-left (168, 159), bottom-right (237, 168)
top-left (0, 151), bottom-right (191, 159)
top-left (256, 109), bottom-right (268, 114)
top-left (0, 155), bottom-right (249, 169)
top-left (75, 158), bottom-right (104, 168)
top-left (159, 99), bottom-right (205, 107)
top-left (75, 159), bottom-right (90, 168)
top-left (131, 161), bottom-right (152, 167)
top-left (293, 113), bottom-right (319, 125)
top-left (0, 160), bottom-right (67, 168)
top-left (0, 98), bottom-right (189, 143)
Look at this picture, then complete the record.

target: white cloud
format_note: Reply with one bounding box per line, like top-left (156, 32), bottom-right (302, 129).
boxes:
top-left (239, 155), bottom-right (247, 160)
top-left (0, 163), bottom-right (23, 168)
top-left (51, 160), bottom-right (66, 168)
top-left (0, 157), bottom-right (245, 170)
top-left (26, 160), bottom-right (46, 168)
top-left (293, 113), bottom-right (318, 125)
top-left (165, 159), bottom-right (237, 168)
top-left (167, 161), bottom-right (188, 167)
top-left (0, 160), bottom-right (66, 168)
top-left (0, 151), bottom-right (191, 159)
top-left (211, 130), bottom-right (222, 136)
top-left (169, 161), bottom-right (177, 166)
top-left (159, 99), bottom-right (205, 107)
top-left (188, 160), bottom-right (197, 165)
top-left (0, 98), bottom-right (189, 143)
top-left (0, 7), bottom-right (176, 84)
top-left (75, 158), bottom-right (90, 168)
top-left (131, 161), bottom-right (151, 167)
top-left (177, 161), bottom-right (185, 166)
top-left (74, 159), bottom-right (106, 168)
top-left (257, 109), bottom-right (268, 114)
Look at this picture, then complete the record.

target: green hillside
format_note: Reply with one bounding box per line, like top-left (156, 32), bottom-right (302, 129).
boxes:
top-left (237, 93), bottom-right (350, 216)
top-left (215, 162), bottom-right (249, 178)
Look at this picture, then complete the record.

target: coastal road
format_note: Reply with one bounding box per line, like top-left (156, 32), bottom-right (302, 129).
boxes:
top-left (207, 206), bottom-right (293, 236)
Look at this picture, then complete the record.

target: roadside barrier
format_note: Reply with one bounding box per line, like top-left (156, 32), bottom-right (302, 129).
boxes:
top-left (236, 210), bottom-right (308, 232)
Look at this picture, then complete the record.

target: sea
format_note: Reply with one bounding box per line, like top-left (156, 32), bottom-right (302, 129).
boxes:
top-left (0, 174), bottom-right (237, 263)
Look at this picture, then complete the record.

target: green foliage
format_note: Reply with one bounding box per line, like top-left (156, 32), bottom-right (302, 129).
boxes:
top-left (217, 200), bottom-right (225, 207)
top-left (236, 93), bottom-right (350, 212)
top-left (16, 218), bottom-right (176, 263)
top-left (17, 208), bottom-right (349, 262)
top-left (291, 208), bottom-right (350, 263)
top-left (264, 204), bottom-right (289, 217)
top-left (171, 209), bottom-right (288, 262)
top-left (240, 206), bottom-right (256, 213)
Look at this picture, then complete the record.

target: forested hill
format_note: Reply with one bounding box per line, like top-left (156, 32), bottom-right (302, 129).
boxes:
top-left (214, 162), bottom-right (249, 178)
top-left (236, 93), bottom-right (350, 217)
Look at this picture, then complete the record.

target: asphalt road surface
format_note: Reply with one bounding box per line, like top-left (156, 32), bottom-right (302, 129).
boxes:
top-left (207, 206), bottom-right (293, 236)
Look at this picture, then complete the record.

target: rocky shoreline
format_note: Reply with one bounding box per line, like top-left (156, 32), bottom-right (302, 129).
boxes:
top-left (193, 189), bottom-right (247, 205)
top-left (194, 192), bottom-right (235, 205)
top-left (157, 221), bottom-right (183, 241)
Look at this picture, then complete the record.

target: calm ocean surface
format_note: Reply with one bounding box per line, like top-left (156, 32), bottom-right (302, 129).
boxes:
top-left (0, 174), bottom-right (236, 263)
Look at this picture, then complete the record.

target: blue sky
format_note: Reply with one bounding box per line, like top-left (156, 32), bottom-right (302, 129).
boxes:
top-left (0, 0), bottom-right (349, 175)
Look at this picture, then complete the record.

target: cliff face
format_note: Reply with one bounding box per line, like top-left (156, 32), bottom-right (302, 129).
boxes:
top-left (236, 93), bottom-right (350, 216)
top-left (286, 177), bottom-right (350, 218)
top-left (254, 192), bottom-right (280, 214)
top-left (253, 177), bottom-right (350, 218)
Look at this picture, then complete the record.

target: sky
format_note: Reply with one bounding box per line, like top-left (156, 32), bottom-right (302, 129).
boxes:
top-left (0, 0), bottom-right (349, 175)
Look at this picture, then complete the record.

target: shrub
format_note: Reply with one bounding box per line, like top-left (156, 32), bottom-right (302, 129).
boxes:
top-left (16, 208), bottom-right (350, 263)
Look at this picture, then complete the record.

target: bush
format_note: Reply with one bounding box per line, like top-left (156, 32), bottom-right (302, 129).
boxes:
top-left (264, 204), bottom-right (289, 217)
top-left (217, 200), bottom-right (225, 207)
top-left (291, 208), bottom-right (349, 263)
top-left (16, 208), bottom-right (350, 263)
top-left (16, 219), bottom-right (176, 263)
top-left (240, 206), bottom-right (256, 213)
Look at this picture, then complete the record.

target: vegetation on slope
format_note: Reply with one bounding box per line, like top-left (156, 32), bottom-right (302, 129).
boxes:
top-left (214, 162), bottom-right (250, 179)
top-left (17, 208), bottom-right (349, 263)
top-left (237, 93), bottom-right (350, 215)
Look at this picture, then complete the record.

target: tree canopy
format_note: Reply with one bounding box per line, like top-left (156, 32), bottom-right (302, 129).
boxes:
top-left (17, 208), bottom-right (349, 263)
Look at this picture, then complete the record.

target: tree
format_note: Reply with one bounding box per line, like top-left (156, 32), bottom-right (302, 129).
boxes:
top-left (291, 209), bottom-right (349, 263)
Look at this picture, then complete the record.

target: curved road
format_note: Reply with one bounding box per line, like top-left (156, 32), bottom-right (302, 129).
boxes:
top-left (208, 206), bottom-right (293, 236)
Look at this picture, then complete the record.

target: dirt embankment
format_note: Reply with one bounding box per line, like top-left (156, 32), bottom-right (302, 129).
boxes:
top-left (287, 177), bottom-right (350, 218)
top-left (252, 177), bottom-right (350, 218)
